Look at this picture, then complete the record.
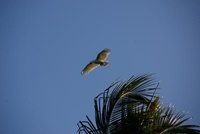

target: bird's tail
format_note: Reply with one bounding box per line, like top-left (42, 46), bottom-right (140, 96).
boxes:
top-left (101, 61), bottom-right (109, 66)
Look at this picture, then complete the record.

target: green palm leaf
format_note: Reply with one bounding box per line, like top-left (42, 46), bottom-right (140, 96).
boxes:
top-left (77, 74), bottom-right (200, 134)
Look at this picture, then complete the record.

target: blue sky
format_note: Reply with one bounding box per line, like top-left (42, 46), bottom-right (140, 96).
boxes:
top-left (1, 1), bottom-right (200, 134)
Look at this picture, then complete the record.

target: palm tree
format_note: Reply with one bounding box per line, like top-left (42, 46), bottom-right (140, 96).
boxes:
top-left (77, 74), bottom-right (200, 134)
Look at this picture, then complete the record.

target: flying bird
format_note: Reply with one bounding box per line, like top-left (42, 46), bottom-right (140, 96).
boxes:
top-left (81, 49), bottom-right (111, 75)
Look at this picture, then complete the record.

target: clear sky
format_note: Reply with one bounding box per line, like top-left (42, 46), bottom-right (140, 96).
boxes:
top-left (1, 1), bottom-right (200, 134)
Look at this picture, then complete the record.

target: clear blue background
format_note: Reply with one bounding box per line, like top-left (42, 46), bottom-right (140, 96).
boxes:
top-left (1, 1), bottom-right (200, 134)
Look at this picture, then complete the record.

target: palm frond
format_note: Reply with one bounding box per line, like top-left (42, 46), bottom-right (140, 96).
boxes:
top-left (77, 74), bottom-right (200, 134)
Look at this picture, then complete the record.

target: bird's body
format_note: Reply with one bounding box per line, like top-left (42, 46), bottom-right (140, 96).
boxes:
top-left (90, 60), bottom-right (109, 66)
top-left (81, 49), bottom-right (111, 75)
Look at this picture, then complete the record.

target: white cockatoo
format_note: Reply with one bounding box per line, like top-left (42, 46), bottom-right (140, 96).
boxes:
top-left (81, 49), bottom-right (111, 75)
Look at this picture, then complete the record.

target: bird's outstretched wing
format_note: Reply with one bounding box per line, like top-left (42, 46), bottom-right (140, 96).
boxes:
top-left (96, 49), bottom-right (111, 61)
top-left (81, 62), bottom-right (99, 75)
